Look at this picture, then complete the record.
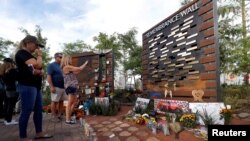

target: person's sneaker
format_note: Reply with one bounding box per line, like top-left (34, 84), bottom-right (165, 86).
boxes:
top-left (4, 120), bottom-right (18, 125)
top-left (65, 120), bottom-right (76, 125)
top-left (71, 119), bottom-right (76, 124)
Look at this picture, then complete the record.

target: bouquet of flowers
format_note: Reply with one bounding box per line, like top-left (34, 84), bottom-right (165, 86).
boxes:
top-left (220, 107), bottom-right (233, 125)
top-left (180, 113), bottom-right (196, 128)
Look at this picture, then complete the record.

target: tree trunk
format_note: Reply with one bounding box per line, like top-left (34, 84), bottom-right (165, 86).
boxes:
top-left (133, 75), bottom-right (136, 89)
top-left (244, 73), bottom-right (249, 85)
top-left (241, 0), bottom-right (249, 85)
top-left (124, 71), bottom-right (127, 89)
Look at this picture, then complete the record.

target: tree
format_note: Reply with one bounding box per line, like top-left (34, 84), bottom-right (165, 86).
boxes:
top-left (239, 0), bottom-right (250, 84)
top-left (218, 0), bottom-right (250, 84)
top-left (118, 28), bottom-right (142, 87)
top-left (93, 32), bottom-right (122, 70)
top-left (181, 0), bottom-right (250, 84)
top-left (124, 46), bottom-right (142, 88)
top-left (62, 40), bottom-right (92, 55)
top-left (218, 11), bottom-right (242, 73)
top-left (0, 38), bottom-right (13, 60)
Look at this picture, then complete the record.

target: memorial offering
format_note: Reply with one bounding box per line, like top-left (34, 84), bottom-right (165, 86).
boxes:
top-left (154, 99), bottom-right (189, 114)
top-left (134, 97), bottom-right (150, 111)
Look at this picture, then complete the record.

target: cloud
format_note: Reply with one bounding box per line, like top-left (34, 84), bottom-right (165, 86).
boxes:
top-left (0, 0), bottom-right (180, 56)
top-left (62, 0), bottom-right (181, 48)
top-left (0, 14), bottom-right (33, 42)
top-left (86, 0), bottom-right (180, 32)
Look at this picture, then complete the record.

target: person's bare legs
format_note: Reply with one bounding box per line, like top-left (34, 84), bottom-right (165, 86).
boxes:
top-left (51, 101), bottom-right (60, 121)
top-left (55, 102), bottom-right (59, 115)
top-left (70, 96), bottom-right (77, 117)
top-left (51, 101), bottom-right (56, 117)
top-left (58, 100), bottom-right (64, 118)
top-left (65, 98), bottom-right (70, 122)
top-left (66, 94), bottom-right (76, 122)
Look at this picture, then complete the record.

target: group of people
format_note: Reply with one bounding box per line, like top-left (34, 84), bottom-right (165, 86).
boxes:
top-left (0, 35), bottom-right (88, 141)
top-left (0, 58), bottom-right (19, 125)
top-left (48, 52), bottom-right (88, 124)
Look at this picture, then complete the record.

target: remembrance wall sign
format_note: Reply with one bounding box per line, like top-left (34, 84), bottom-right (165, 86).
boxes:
top-left (142, 0), bottom-right (220, 101)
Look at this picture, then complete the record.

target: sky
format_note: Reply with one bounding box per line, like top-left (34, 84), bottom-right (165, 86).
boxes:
top-left (0, 0), bottom-right (181, 57)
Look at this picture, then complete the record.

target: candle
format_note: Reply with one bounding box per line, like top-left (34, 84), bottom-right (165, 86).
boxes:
top-left (221, 105), bottom-right (226, 109)
top-left (165, 90), bottom-right (168, 98)
top-left (80, 118), bottom-right (83, 126)
top-left (152, 126), bottom-right (157, 134)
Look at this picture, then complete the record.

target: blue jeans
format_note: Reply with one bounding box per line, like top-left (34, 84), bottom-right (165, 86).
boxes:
top-left (18, 84), bottom-right (43, 139)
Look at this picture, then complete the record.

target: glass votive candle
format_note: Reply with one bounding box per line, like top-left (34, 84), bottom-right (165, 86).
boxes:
top-left (226, 105), bottom-right (231, 109)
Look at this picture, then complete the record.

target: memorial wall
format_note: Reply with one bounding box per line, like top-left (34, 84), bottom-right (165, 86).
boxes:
top-left (71, 51), bottom-right (114, 94)
top-left (142, 0), bottom-right (220, 101)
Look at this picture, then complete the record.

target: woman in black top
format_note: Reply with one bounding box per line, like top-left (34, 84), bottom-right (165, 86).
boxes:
top-left (15, 35), bottom-right (52, 141)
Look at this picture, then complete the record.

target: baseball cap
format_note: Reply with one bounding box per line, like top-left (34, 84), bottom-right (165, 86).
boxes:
top-left (22, 35), bottom-right (45, 48)
top-left (54, 52), bottom-right (63, 58)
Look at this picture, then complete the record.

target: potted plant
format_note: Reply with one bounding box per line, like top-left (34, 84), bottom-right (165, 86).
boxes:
top-left (180, 113), bottom-right (197, 129)
top-left (196, 108), bottom-right (216, 130)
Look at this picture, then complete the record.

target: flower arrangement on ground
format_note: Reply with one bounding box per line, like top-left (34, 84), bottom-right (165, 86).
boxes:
top-left (180, 113), bottom-right (196, 128)
top-left (220, 107), bottom-right (233, 125)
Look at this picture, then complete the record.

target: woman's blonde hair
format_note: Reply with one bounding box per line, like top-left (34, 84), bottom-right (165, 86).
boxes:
top-left (61, 54), bottom-right (72, 68)
top-left (17, 40), bottom-right (25, 51)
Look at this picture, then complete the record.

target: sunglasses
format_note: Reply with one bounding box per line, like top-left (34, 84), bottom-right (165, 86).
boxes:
top-left (57, 56), bottom-right (62, 59)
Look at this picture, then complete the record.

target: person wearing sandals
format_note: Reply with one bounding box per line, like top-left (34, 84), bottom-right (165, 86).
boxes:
top-left (61, 55), bottom-right (88, 124)
top-left (15, 35), bottom-right (53, 141)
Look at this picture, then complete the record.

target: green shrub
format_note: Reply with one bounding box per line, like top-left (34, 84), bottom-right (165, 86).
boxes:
top-left (113, 89), bottom-right (125, 98)
top-left (222, 85), bottom-right (250, 99)
top-left (222, 85), bottom-right (250, 109)
top-left (101, 105), bottom-right (109, 116)
top-left (89, 99), bottom-right (120, 116)
top-left (42, 86), bottom-right (51, 106)
top-left (89, 103), bottom-right (102, 115)
top-left (224, 95), bottom-right (240, 109)
top-left (108, 100), bottom-right (120, 116)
